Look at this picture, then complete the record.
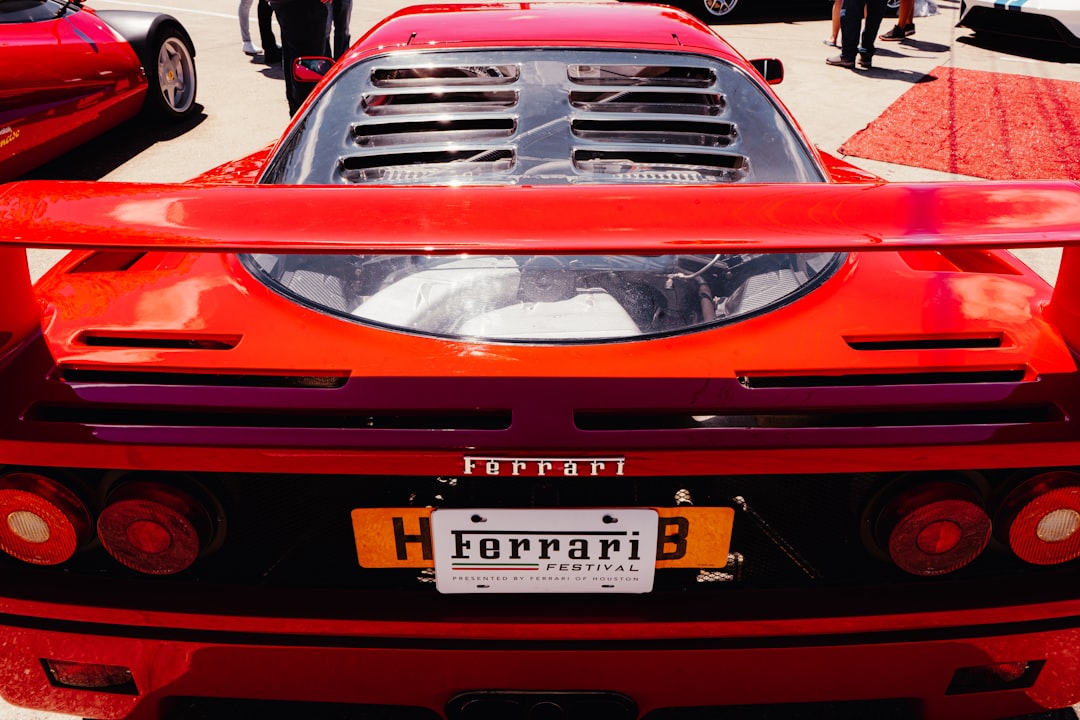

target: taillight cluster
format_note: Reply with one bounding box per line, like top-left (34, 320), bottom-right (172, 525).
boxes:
top-left (0, 473), bottom-right (91, 566)
top-left (878, 481), bottom-right (992, 576)
top-left (0, 471), bottom-right (216, 575)
top-left (876, 471), bottom-right (1080, 576)
top-left (998, 472), bottom-right (1080, 566)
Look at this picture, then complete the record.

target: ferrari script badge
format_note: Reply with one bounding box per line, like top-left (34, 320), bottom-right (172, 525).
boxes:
top-left (463, 456), bottom-right (626, 477)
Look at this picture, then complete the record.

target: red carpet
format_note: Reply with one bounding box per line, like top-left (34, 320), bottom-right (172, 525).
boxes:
top-left (839, 66), bottom-right (1080, 180)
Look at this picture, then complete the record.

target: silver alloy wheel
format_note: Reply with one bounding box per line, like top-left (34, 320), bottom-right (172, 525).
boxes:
top-left (156, 35), bottom-right (196, 116)
top-left (701, 0), bottom-right (738, 17)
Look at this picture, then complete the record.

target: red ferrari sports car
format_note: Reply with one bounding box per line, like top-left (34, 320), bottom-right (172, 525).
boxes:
top-left (2, 3), bottom-right (1080, 720)
top-left (0, 0), bottom-right (197, 182)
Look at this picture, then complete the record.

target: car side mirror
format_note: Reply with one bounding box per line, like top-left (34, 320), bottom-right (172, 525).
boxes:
top-left (749, 58), bottom-right (783, 85)
top-left (292, 57), bottom-right (334, 83)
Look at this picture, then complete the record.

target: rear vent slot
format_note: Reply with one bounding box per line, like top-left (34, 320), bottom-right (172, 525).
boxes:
top-left (59, 369), bottom-right (348, 388)
top-left (573, 149), bottom-right (748, 182)
top-left (362, 90), bottom-right (518, 116)
top-left (569, 91), bottom-right (724, 115)
top-left (572, 118), bottom-right (736, 147)
top-left (739, 370), bottom-right (1026, 389)
top-left (339, 148), bottom-right (514, 182)
top-left (845, 336), bottom-right (1004, 351)
top-left (371, 65), bottom-right (520, 87)
top-left (353, 117), bottom-right (516, 146)
top-left (29, 405), bottom-right (512, 430)
top-left (77, 333), bottom-right (241, 350)
top-left (899, 249), bottom-right (1024, 275)
top-left (568, 64), bottom-right (716, 87)
top-left (577, 405), bottom-right (1059, 431)
top-left (69, 251), bottom-right (146, 273)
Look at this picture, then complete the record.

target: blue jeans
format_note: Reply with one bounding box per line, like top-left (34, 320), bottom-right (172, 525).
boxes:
top-left (840, 0), bottom-right (886, 60)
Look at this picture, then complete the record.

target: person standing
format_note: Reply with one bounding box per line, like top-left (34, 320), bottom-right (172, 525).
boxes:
top-left (268, 0), bottom-right (330, 115)
top-left (879, 0), bottom-right (915, 41)
top-left (826, 0), bottom-right (886, 69)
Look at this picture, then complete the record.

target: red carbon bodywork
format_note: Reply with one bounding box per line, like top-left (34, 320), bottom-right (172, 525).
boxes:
top-left (2, 5), bottom-right (1080, 720)
top-left (0, 3), bottom-right (147, 181)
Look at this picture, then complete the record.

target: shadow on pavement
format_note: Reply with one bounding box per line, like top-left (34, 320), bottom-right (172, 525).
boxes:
top-left (955, 33), bottom-right (1080, 64)
top-left (20, 107), bottom-right (207, 182)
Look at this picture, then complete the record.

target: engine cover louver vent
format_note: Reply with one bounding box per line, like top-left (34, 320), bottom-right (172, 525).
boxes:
top-left (333, 56), bottom-right (754, 184)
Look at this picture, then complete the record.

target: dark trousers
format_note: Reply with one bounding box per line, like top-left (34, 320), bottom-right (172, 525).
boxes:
top-left (257, 0), bottom-right (278, 59)
top-left (328, 0), bottom-right (351, 59)
top-left (271, 0), bottom-right (329, 115)
top-left (840, 0), bottom-right (886, 60)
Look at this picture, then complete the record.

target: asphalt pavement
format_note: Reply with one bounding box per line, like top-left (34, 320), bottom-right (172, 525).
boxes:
top-left (7, 0), bottom-right (1080, 717)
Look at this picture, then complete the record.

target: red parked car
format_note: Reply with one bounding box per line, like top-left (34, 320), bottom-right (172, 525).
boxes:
top-left (2, 4), bottom-right (1080, 720)
top-left (0, 0), bottom-right (197, 182)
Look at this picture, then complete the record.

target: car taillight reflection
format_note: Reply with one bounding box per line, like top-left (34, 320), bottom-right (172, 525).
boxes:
top-left (999, 471), bottom-right (1080, 565)
top-left (0, 472), bottom-right (91, 565)
top-left (97, 481), bottom-right (211, 575)
top-left (878, 481), bottom-right (992, 576)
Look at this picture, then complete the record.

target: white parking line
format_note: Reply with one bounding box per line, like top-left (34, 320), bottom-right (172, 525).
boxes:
top-left (95, 0), bottom-right (233, 18)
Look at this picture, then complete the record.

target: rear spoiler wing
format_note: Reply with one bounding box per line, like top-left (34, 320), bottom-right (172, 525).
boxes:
top-left (2, 179), bottom-right (1080, 348)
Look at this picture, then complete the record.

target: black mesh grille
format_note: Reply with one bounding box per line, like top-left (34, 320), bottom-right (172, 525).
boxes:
top-left (10, 466), bottom-right (1075, 594)
top-left (164, 697), bottom-right (917, 720)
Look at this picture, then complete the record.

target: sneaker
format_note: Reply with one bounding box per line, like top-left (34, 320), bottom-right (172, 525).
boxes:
top-left (857, 52), bottom-right (873, 68)
top-left (825, 54), bottom-right (855, 68)
top-left (878, 24), bottom-right (906, 41)
top-left (242, 41), bottom-right (261, 55)
top-left (823, 38), bottom-right (838, 47)
top-left (904, 23), bottom-right (915, 36)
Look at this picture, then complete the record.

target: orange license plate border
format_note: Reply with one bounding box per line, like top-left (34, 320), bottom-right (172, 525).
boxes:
top-left (351, 506), bottom-right (734, 571)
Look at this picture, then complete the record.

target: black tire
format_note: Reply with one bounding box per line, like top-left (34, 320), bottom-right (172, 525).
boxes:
top-left (886, 0), bottom-right (900, 14)
top-left (144, 24), bottom-right (197, 120)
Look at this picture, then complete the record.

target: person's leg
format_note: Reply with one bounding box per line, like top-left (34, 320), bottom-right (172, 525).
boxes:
top-left (840, 0), bottom-right (863, 60)
top-left (277, 0), bottom-right (329, 115)
top-left (273, 1), bottom-right (299, 113)
top-left (828, 0), bottom-right (860, 66)
top-left (258, 0), bottom-right (280, 61)
top-left (861, 0), bottom-right (887, 61)
top-left (239, 0), bottom-right (258, 53)
top-left (899, 0), bottom-right (915, 34)
top-left (879, 0), bottom-right (911, 40)
top-left (322, 2), bottom-right (332, 58)
top-left (332, 0), bottom-right (352, 58)
top-left (825, 0), bottom-right (841, 45)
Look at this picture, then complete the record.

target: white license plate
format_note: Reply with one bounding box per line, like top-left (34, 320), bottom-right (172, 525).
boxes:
top-left (431, 508), bottom-right (659, 594)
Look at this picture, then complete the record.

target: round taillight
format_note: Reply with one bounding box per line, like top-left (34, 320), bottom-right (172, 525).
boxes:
top-left (879, 482), bottom-right (991, 576)
top-left (0, 473), bottom-right (91, 565)
top-left (97, 482), bottom-right (211, 575)
top-left (999, 472), bottom-right (1080, 565)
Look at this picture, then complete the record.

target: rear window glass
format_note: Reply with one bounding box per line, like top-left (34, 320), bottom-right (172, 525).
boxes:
top-left (242, 252), bottom-right (842, 343)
